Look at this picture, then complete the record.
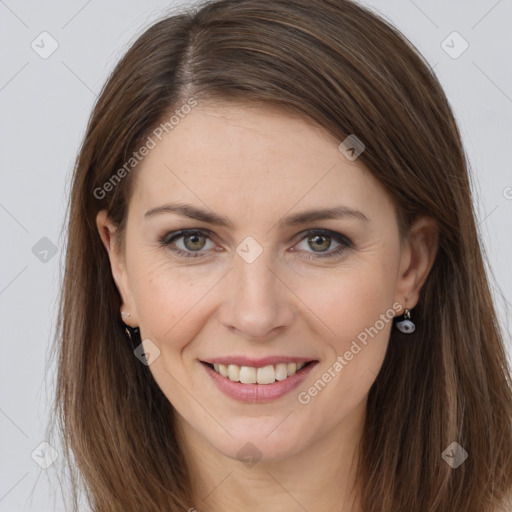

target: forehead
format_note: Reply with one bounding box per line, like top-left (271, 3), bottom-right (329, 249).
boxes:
top-left (129, 101), bottom-right (392, 225)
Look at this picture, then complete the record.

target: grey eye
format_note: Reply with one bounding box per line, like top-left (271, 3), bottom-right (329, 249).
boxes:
top-left (296, 233), bottom-right (340, 253)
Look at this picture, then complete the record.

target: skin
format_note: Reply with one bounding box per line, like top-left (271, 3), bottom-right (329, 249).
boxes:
top-left (96, 101), bottom-right (438, 512)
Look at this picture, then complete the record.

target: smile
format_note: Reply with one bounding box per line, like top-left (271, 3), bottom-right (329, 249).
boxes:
top-left (205, 361), bottom-right (311, 384)
top-left (201, 358), bottom-right (318, 403)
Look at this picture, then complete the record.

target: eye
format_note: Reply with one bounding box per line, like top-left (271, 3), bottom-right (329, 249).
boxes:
top-left (159, 229), bottom-right (215, 259)
top-left (158, 228), bottom-right (353, 260)
top-left (291, 229), bottom-right (352, 259)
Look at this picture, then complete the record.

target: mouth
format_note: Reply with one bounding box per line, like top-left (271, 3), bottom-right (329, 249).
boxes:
top-left (200, 360), bottom-right (317, 385)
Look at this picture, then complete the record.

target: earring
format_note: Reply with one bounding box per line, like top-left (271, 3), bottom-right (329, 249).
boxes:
top-left (395, 308), bottom-right (415, 333)
top-left (124, 324), bottom-right (140, 341)
top-left (120, 312), bottom-right (139, 341)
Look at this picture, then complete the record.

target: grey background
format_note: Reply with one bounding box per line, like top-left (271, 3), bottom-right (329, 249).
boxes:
top-left (1, 0), bottom-right (511, 510)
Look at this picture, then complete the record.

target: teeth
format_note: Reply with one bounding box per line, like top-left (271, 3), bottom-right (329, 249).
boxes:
top-left (228, 364), bottom-right (240, 382)
top-left (218, 364), bottom-right (228, 377)
top-left (257, 365), bottom-right (275, 384)
top-left (239, 366), bottom-right (257, 384)
top-left (211, 361), bottom-right (310, 384)
top-left (275, 363), bottom-right (288, 381)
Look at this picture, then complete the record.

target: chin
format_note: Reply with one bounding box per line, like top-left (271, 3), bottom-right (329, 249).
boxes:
top-left (206, 420), bottom-right (311, 464)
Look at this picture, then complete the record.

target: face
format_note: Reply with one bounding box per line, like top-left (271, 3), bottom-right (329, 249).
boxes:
top-left (97, 101), bottom-right (436, 464)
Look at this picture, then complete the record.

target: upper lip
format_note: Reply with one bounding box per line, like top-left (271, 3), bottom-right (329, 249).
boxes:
top-left (202, 356), bottom-right (317, 367)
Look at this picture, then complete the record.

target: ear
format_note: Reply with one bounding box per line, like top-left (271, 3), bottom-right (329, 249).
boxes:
top-left (394, 215), bottom-right (439, 313)
top-left (96, 209), bottom-right (138, 327)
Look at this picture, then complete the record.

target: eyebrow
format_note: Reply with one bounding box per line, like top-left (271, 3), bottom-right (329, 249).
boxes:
top-left (144, 202), bottom-right (369, 228)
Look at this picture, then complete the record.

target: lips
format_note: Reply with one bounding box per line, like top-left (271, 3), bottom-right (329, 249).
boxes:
top-left (201, 359), bottom-right (319, 403)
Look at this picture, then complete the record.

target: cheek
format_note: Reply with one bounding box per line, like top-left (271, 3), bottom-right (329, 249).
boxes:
top-left (296, 258), bottom-right (396, 339)
top-left (129, 257), bottom-right (223, 349)
top-left (290, 282), bottom-right (394, 428)
top-left (290, 257), bottom-right (398, 390)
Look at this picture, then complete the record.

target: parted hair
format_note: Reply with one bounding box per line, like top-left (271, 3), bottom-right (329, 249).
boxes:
top-left (49, 0), bottom-right (512, 510)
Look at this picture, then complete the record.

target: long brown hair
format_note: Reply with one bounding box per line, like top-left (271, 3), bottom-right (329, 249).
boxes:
top-left (48, 0), bottom-right (512, 510)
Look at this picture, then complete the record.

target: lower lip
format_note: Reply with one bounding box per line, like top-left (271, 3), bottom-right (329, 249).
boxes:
top-left (201, 361), bottom-right (318, 403)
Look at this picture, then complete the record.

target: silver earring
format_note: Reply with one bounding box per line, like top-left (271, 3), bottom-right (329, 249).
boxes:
top-left (121, 312), bottom-right (131, 318)
top-left (395, 308), bottom-right (415, 333)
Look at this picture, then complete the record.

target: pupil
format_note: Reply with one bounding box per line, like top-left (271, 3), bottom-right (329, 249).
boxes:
top-left (184, 234), bottom-right (205, 251)
top-left (309, 234), bottom-right (330, 252)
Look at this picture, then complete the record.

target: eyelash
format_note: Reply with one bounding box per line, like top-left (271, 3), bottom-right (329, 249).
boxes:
top-left (158, 228), bottom-right (353, 260)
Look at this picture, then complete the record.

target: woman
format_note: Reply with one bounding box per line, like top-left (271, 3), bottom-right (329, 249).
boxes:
top-left (50, 0), bottom-right (512, 510)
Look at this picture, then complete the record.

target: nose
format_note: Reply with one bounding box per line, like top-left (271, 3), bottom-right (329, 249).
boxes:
top-left (218, 250), bottom-right (295, 341)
